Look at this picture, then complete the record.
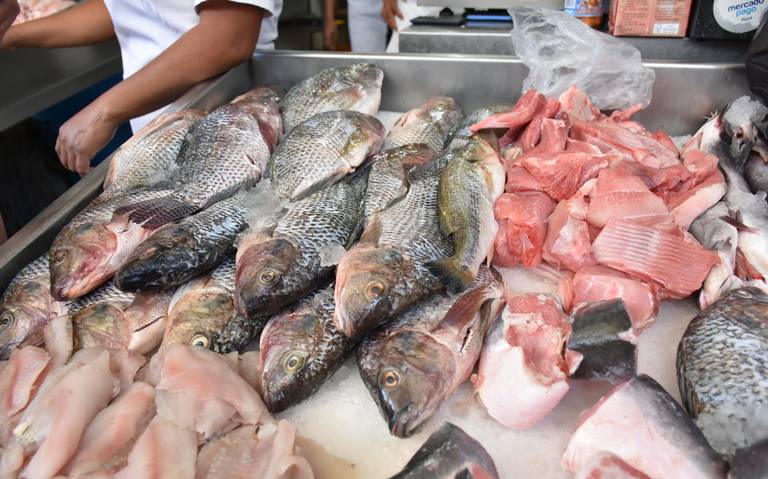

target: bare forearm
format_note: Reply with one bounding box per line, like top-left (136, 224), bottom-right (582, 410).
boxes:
top-left (1, 0), bottom-right (113, 48)
top-left (324, 0), bottom-right (335, 22)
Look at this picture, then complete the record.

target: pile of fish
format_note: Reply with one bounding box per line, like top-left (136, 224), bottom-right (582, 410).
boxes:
top-left (1, 61), bottom-right (767, 478)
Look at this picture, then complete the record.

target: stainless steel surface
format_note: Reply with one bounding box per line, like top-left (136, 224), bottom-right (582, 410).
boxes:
top-left (0, 51), bottom-right (749, 290)
top-left (399, 24), bottom-right (750, 62)
top-left (0, 41), bottom-right (122, 132)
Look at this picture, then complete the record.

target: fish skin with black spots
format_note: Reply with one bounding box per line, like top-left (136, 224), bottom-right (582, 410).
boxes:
top-left (280, 63), bottom-right (383, 133)
top-left (383, 97), bottom-right (464, 155)
top-left (357, 267), bottom-right (504, 437)
top-left (269, 110), bottom-right (384, 201)
top-left (113, 87), bottom-right (282, 228)
top-left (677, 287), bottom-right (768, 457)
top-left (115, 192), bottom-right (248, 292)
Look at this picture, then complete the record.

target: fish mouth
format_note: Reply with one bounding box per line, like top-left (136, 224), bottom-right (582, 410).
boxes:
top-left (0, 343), bottom-right (16, 361)
top-left (51, 267), bottom-right (112, 301)
top-left (387, 406), bottom-right (421, 438)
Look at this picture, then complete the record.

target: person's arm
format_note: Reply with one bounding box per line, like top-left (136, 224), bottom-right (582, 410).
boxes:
top-left (0, 0), bottom-right (114, 49)
top-left (0, 0), bottom-right (19, 44)
top-left (56, 0), bottom-right (265, 176)
top-left (323, 0), bottom-right (337, 50)
top-left (380, 0), bottom-right (403, 31)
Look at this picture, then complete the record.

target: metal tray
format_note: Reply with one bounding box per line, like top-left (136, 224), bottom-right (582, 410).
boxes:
top-left (0, 51), bottom-right (749, 289)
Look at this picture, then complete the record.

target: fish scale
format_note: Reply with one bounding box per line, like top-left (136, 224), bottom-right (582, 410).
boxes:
top-left (449, 104), bottom-right (514, 150)
top-left (383, 97), bottom-right (463, 154)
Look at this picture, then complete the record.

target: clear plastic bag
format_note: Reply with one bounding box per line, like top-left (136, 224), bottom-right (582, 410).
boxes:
top-left (509, 7), bottom-right (655, 111)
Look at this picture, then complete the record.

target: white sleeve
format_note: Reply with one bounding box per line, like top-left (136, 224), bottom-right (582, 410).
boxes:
top-left (194, 0), bottom-right (275, 17)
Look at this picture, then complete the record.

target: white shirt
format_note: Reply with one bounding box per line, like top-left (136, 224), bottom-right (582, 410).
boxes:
top-left (103, 0), bottom-right (282, 132)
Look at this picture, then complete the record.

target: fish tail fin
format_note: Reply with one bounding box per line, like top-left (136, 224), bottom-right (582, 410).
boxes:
top-left (427, 258), bottom-right (475, 295)
top-left (113, 195), bottom-right (197, 229)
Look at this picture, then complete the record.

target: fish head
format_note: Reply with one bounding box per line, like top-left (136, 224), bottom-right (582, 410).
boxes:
top-left (49, 220), bottom-right (118, 300)
top-left (115, 225), bottom-right (198, 290)
top-left (342, 63), bottom-right (384, 91)
top-left (358, 330), bottom-right (454, 438)
top-left (232, 87), bottom-right (284, 150)
top-left (723, 96), bottom-right (768, 161)
top-left (334, 245), bottom-right (414, 338)
top-left (235, 237), bottom-right (300, 318)
top-left (162, 279), bottom-right (237, 351)
top-left (72, 302), bottom-right (131, 350)
top-left (338, 64), bottom-right (384, 116)
top-left (0, 281), bottom-right (53, 359)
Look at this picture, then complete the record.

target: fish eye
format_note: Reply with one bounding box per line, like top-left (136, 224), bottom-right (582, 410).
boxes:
top-left (283, 352), bottom-right (306, 373)
top-left (52, 250), bottom-right (68, 265)
top-left (381, 369), bottom-right (400, 388)
top-left (190, 334), bottom-right (210, 349)
top-left (259, 269), bottom-right (280, 286)
top-left (366, 281), bottom-right (385, 300)
top-left (0, 311), bottom-right (14, 328)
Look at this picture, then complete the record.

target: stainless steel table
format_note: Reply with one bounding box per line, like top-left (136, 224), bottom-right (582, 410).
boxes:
top-left (399, 24), bottom-right (750, 63)
top-left (0, 40), bottom-right (122, 132)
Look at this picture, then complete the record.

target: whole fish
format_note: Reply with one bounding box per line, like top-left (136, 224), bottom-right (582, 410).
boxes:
top-left (115, 193), bottom-right (248, 291)
top-left (280, 63), bottom-right (383, 133)
top-left (362, 144), bottom-right (436, 227)
top-left (49, 189), bottom-right (173, 301)
top-left (162, 258), bottom-right (263, 353)
top-left (722, 95), bottom-right (768, 165)
top-left (357, 268), bottom-right (504, 437)
top-left (448, 103), bottom-right (514, 150)
top-left (677, 287), bottom-right (768, 456)
top-left (744, 152), bottom-right (768, 194)
top-left (259, 285), bottom-right (354, 412)
top-left (101, 110), bottom-right (205, 199)
top-left (388, 423), bottom-right (500, 479)
top-left (269, 110), bottom-right (383, 201)
top-left (0, 256), bottom-right (66, 359)
top-left (334, 171), bottom-right (453, 338)
top-left (383, 97), bottom-right (463, 154)
top-left (236, 176), bottom-right (365, 319)
top-left (428, 136), bottom-right (504, 293)
top-left (115, 87), bottom-right (282, 228)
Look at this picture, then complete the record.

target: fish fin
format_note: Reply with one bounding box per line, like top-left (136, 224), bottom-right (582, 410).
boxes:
top-left (735, 248), bottom-right (765, 281)
top-left (719, 215), bottom-right (759, 233)
top-left (113, 195), bottom-right (198, 229)
top-left (359, 215), bottom-right (382, 245)
top-left (440, 283), bottom-right (499, 333)
top-left (426, 258), bottom-right (475, 294)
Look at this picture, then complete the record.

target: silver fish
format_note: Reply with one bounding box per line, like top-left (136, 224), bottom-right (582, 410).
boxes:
top-left (280, 63), bottom-right (383, 133)
top-left (744, 151), bottom-right (768, 194)
top-left (383, 97), bottom-right (463, 154)
top-left (677, 287), bottom-right (768, 456)
top-left (269, 110), bottom-right (384, 201)
top-left (101, 110), bottom-right (205, 199)
top-left (722, 96), bottom-right (768, 165)
top-left (115, 193), bottom-right (248, 291)
top-left (115, 87), bottom-right (282, 228)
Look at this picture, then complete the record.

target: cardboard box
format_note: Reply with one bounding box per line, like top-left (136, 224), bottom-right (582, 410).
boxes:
top-left (609, 0), bottom-right (693, 37)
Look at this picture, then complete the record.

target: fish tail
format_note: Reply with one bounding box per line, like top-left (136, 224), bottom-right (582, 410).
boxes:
top-left (113, 195), bottom-right (198, 229)
top-left (427, 258), bottom-right (475, 294)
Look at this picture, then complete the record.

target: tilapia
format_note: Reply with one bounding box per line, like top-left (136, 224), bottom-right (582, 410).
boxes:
top-left (357, 267), bottom-right (504, 437)
top-left (269, 110), bottom-right (383, 201)
top-left (383, 97), bottom-right (463, 154)
top-left (729, 437), bottom-right (768, 479)
top-left (162, 258), bottom-right (262, 353)
top-left (676, 287), bottom-right (768, 456)
top-left (259, 286), bottom-right (353, 412)
top-left (49, 188), bottom-right (173, 300)
top-left (0, 255), bottom-right (66, 359)
top-left (562, 375), bottom-right (727, 479)
top-left (448, 103), bottom-right (514, 150)
top-left (236, 176), bottom-right (365, 319)
top-left (428, 136), bottom-right (504, 293)
top-left (334, 172), bottom-right (453, 338)
top-left (115, 192), bottom-right (248, 291)
top-left (722, 95), bottom-right (768, 165)
top-left (280, 63), bottom-right (383, 133)
top-left (362, 144), bottom-right (435, 227)
top-left (388, 423), bottom-right (499, 479)
top-left (115, 86), bottom-right (282, 228)
top-left (101, 109), bottom-right (205, 199)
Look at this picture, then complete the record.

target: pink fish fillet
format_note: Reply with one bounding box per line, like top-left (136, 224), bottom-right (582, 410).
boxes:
top-left (114, 415), bottom-right (197, 479)
top-left (592, 219), bottom-right (718, 298)
top-left (518, 99), bottom-right (561, 152)
top-left (8, 348), bottom-right (118, 479)
top-left (571, 266), bottom-right (658, 330)
top-left (562, 375), bottom-right (727, 479)
top-left (666, 170), bottom-right (727, 230)
top-left (470, 89), bottom-right (544, 135)
top-left (543, 201), bottom-right (596, 273)
top-left (65, 381), bottom-right (155, 477)
top-left (196, 421), bottom-right (314, 479)
top-left (473, 294), bottom-right (579, 429)
top-left (571, 121), bottom-right (681, 169)
top-left (0, 346), bottom-right (50, 445)
top-left (558, 86), bottom-right (605, 123)
top-left (504, 166), bottom-right (544, 193)
top-left (493, 192), bottom-right (555, 267)
top-left (573, 452), bottom-right (651, 479)
top-left (586, 168), bottom-right (671, 228)
top-left (522, 152), bottom-right (610, 201)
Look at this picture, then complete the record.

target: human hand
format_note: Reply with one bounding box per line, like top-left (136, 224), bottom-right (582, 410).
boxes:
top-left (0, 0), bottom-right (19, 45)
top-left (56, 98), bottom-right (118, 177)
top-left (323, 18), bottom-right (337, 50)
top-left (380, 0), bottom-right (403, 31)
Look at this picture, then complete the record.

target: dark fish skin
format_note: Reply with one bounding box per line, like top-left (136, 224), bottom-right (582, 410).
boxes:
top-left (677, 287), bottom-right (768, 456)
top-left (448, 104), bottom-right (514, 150)
top-left (744, 153), bottom-right (768, 194)
top-left (115, 193), bottom-right (247, 291)
top-left (258, 285), bottom-right (355, 413)
top-left (729, 437), bottom-right (768, 479)
top-left (568, 299), bottom-right (637, 383)
top-left (388, 423), bottom-right (500, 479)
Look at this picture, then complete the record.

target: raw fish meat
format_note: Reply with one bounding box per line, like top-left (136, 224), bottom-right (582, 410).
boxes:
top-left (0, 346), bottom-right (50, 445)
top-left (114, 415), bottom-right (197, 479)
top-left (543, 201), bottom-right (596, 273)
top-left (558, 86), bottom-right (604, 123)
top-left (571, 121), bottom-right (681, 169)
top-left (518, 99), bottom-right (561, 152)
top-left (586, 168), bottom-right (670, 228)
top-left (469, 89), bottom-right (544, 136)
top-left (493, 192), bottom-right (555, 267)
top-left (522, 152), bottom-right (609, 200)
top-left (496, 265), bottom-right (574, 312)
top-left (504, 167), bottom-right (543, 193)
top-left (666, 170), bottom-right (726, 230)
top-left (573, 452), bottom-right (650, 479)
top-left (592, 219), bottom-right (718, 298)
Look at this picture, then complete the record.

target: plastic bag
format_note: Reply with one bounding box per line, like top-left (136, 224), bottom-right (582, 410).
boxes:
top-left (509, 7), bottom-right (655, 111)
